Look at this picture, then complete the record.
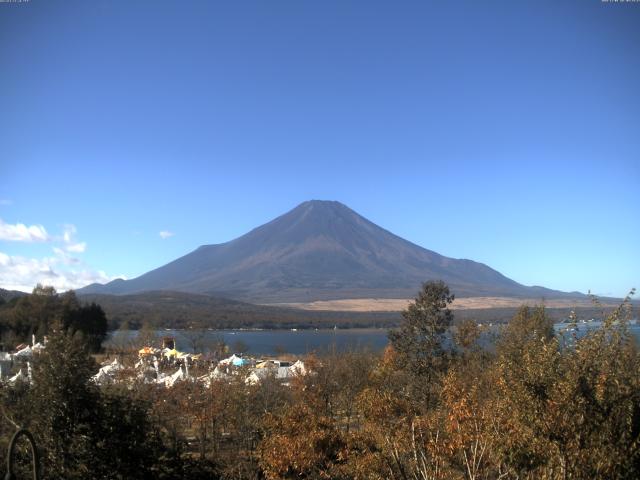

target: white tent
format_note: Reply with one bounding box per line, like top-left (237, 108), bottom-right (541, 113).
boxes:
top-left (8, 369), bottom-right (27, 384)
top-left (92, 369), bottom-right (113, 385)
top-left (136, 367), bottom-right (157, 384)
top-left (100, 358), bottom-right (124, 376)
top-left (219, 354), bottom-right (242, 366)
top-left (245, 368), bottom-right (271, 385)
top-left (163, 367), bottom-right (185, 387)
top-left (245, 363), bottom-right (302, 385)
top-left (290, 360), bottom-right (306, 376)
top-left (200, 366), bottom-right (230, 384)
top-left (276, 366), bottom-right (291, 379)
top-left (197, 369), bottom-right (230, 388)
top-left (92, 358), bottom-right (125, 385)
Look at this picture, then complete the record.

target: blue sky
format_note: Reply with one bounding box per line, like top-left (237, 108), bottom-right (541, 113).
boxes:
top-left (1, 0), bottom-right (638, 298)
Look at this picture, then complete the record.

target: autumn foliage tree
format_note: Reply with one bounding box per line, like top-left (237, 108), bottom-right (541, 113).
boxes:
top-left (492, 294), bottom-right (640, 479)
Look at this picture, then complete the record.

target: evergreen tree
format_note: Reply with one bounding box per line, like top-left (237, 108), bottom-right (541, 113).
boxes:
top-left (28, 325), bottom-right (165, 479)
top-left (388, 280), bottom-right (454, 406)
top-left (29, 325), bottom-right (101, 479)
top-left (0, 286), bottom-right (108, 352)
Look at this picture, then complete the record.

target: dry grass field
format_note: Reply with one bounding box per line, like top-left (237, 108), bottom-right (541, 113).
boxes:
top-left (270, 296), bottom-right (621, 312)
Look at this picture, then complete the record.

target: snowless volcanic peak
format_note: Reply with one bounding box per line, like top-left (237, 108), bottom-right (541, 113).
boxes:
top-left (79, 200), bottom-right (576, 303)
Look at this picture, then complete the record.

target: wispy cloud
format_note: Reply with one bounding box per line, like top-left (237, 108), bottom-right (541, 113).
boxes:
top-left (66, 242), bottom-right (87, 253)
top-left (58, 224), bottom-right (87, 252)
top-left (159, 230), bottom-right (175, 239)
top-left (52, 247), bottom-right (81, 265)
top-left (0, 251), bottom-right (124, 293)
top-left (0, 218), bottom-right (49, 242)
top-left (61, 224), bottom-right (76, 244)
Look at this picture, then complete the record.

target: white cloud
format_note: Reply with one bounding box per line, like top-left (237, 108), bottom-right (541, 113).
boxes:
top-left (52, 247), bottom-right (81, 265)
top-left (55, 224), bottom-right (86, 252)
top-left (0, 220), bottom-right (86, 251)
top-left (62, 224), bottom-right (76, 244)
top-left (0, 219), bottom-right (49, 242)
top-left (159, 230), bottom-right (175, 239)
top-left (0, 221), bottom-right (109, 292)
top-left (66, 242), bottom-right (87, 253)
top-left (0, 250), bottom-right (124, 293)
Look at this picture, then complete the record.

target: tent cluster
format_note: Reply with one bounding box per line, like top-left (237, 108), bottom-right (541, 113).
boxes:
top-left (139, 346), bottom-right (207, 364)
top-left (245, 359), bottom-right (306, 385)
top-left (0, 335), bottom-right (46, 385)
top-left (91, 357), bottom-right (125, 385)
top-left (91, 348), bottom-right (307, 389)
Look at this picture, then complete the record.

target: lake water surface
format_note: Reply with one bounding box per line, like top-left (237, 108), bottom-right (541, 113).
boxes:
top-left (107, 320), bottom-right (640, 356)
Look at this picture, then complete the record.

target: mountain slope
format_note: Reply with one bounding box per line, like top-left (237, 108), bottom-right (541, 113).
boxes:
top-left (79, 200), bottom-right (577, 302)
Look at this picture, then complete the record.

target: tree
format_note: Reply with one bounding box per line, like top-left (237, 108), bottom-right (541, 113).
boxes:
top-left (109, 319), bottom-right (133, 355)
top-left (183, 327), bottom-right (208, 353)
top-left (59, 293), bottom-right (108, 353)
top-left (258, 402), bottom-right (347, 480)
top-left (28, 325), bottom-right (101, 479)
top-left (440, 362), bottom-right (500, 479)
top-left (0, 286), bottom-right (108, 352)
top-left (454, 318), bottom-right (483, 352)
top-left (496, 304), bottom-right (554, 359)
top-left (27, 324), bottom-right (167, 479)
top-left (388, 280), bottom-right (454, 406)
top-left (2, 285), bottom-right (59, 341)
top-left (232, 339), bottom-right (249, 354)
top-left (93, 390), bottom-right (165, 480)
top-left (492, 297), bottom-right (640, 479)
top-left (135, 320), bottom-right (158, 349)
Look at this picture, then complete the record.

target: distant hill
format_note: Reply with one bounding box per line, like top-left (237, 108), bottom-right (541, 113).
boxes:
top-left (76, 291), bottom-right (628, 331)
top-left (77, 291), bottom-right (400, 329)
top-left (0, 288), bottom-right (27, 303)
top-left (79, 200), bottom-right (583, 303)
